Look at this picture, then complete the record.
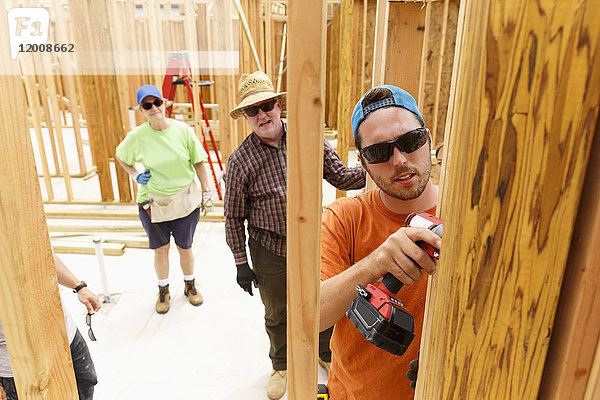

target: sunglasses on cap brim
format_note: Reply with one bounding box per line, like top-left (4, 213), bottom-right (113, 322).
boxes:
top-left (243, 98), bottom-right (278, 117)
top-left (140, 98), bottom-right (164, 110)
top-left (359, 127), bottom-right (429, 164)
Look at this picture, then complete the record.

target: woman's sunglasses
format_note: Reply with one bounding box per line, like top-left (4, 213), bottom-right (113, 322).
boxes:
top-left (243, 98), bottom-right (277, 117)
top-left (141, 98), bottom-right (164, 110)
top-left (359, 127), bottom-right (429, 164)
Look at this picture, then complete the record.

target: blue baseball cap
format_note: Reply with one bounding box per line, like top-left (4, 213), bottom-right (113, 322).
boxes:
top-left (351, 85), bottom-right (423, 140)
top-left (136, 84), bottom-right (163, 105)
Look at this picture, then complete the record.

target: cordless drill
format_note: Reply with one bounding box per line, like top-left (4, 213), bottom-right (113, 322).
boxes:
top-left (345, 212), bottom-right (443, 356)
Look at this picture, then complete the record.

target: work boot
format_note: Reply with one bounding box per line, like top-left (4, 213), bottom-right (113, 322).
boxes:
top-left (267, 370), bottom-right (287, 400)
top-left (184, 279), bottom-right (203, 306)
top-left (318, 358), bottom-right (331, 374)
top-left (155, 284), bottom-right (170, 314)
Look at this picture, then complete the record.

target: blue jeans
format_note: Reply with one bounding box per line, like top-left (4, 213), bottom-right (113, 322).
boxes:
top-left (0, 329), bottom-right (97, 400)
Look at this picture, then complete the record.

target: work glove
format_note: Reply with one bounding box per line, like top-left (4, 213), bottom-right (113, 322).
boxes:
top-left (134, 169), bottom-right (151, 185)
top-left (406, 350), bottom-right (419, 390)
top-left (201, 189), bottom-right (214, 215)
top-left (236, 262), bottom-right (257, 296)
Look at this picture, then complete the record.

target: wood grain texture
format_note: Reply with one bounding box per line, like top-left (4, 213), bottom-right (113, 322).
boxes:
top-left (286, 0), bottom-right (326, 398)
top-left (537, 114), bottom-right (600, 398)
top-left (0, 7), bottom-right (78, 396)
top-left (384, 1), bottom-right (426, 97)
top-left (419, 0), bottom-right (460, 144)
top-left (371, 0), bottom-right (389, 86)
top-left (69, 0), bottom-right (129, 202)
top-left (415, 0), bottom-right (600, 399)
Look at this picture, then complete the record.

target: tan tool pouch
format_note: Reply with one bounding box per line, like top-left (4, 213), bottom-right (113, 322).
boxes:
top-left (148, 181), bottom-right (202, 223)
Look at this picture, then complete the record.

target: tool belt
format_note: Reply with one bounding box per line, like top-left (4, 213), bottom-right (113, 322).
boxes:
top-left (147, 181), bottom-right (202, 223)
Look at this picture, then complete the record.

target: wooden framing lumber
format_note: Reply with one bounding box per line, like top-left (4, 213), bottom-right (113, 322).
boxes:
top-left (47, 224), bottom-right (145, 233)
top-left (234, 0), bottom-right (263, 71)
top-left (53, 0), bottom-right (87, 176)
top-left (415, 1), bottom-right (600, 399)
top-left (418, 0), bottom-right (460, 145)
top-left (383, 1), bottom-right (426, 96)
top-left (371, 0), bottom-right (389, 86)
top-left (286, 0), bottom-right (327, 398)
top-left (41, 52), bottom-right (74, 201)
top-left (51, 241), bottom-right (125, 256)
top-left (44, 208), bottom-right (225, 222)
top-left (0, 14), bottom-right (78, 396)
top-left (537, 117), bottom-right (600, 398)
top-left (69, 0), bottom-right (131, 203)
top-left (335, 0), bottom-right (353, 199)
top-left (20, 65), bottom-right (54, 201)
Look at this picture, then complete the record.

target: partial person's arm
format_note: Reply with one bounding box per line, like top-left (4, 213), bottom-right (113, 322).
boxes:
top-left (193, 162), bottom-right (211, 192)
top-left (115, 155), bottom-right (151, 183)
top-left (53, 254), bottom-right (101, 314)
top-left (0, 384), bottom-right (6, 400)
top-left (319, 226), bottom-right (441, 331)
top-left (224, 159), bottom-right (250, 265)
top-left (322, 139), bottom-right (366, 190)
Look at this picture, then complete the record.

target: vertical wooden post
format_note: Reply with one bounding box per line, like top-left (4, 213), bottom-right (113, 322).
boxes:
top-left (69, 0), bottom-right (131, 202)
top-left (41, 52), bottom-right (74, 201)
top-left (213, 0), bottom-right (238, 165)
top-left (383, 1), bottom-right (426, 97)
top-left (264, 0), bottom-right (273, 76)
top-left (415, 1), bottom-right (600, 399)
top-left (537, 117), bottom-right (600, 398)
top-left (0, 7), bottom-right (77, 396)
top-left (418, 0), bottom-right (460, 145)
top-left (287, 0), bottom-right (326, 398)
top-left (53, 0), bottom-right (87, 176)
top-left (335, 0), bottom-right (353, 199)
top-left (371, 0), bottom-right (389, 87)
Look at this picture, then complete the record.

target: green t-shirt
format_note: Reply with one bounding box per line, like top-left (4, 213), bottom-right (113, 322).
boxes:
top-left (116, 119), bottom-right (208, 203)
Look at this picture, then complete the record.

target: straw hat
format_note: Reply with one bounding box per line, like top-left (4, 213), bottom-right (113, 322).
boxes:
top-left (230, 71), bottom-right (287, 119)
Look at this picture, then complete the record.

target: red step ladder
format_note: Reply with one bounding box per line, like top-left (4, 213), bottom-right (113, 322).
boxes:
top-left (162, 51), bottom-right (224, 200)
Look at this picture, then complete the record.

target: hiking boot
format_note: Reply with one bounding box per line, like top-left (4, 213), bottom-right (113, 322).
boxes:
top-left (156, 284), bottom-right (170, 314)
top-left (267, 370), bottom-right (287, 400)
top-left (318, 358), bottom-right (331, 373)
top-left (184, 279), bottom-right (203, 306)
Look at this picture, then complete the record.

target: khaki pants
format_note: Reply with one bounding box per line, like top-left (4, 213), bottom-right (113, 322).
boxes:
top-left (249, 237), bottom-right (332, 370)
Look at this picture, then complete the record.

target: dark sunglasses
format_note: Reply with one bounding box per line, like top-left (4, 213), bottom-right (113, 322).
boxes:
top-left (243, 98), bottom-right (277, 117)
top-left (141, 98), bottom-right (164, 110)
top-left (359, 127), bottom-right (429, 164)
top-left (86, 313), bottom-right (97, 341)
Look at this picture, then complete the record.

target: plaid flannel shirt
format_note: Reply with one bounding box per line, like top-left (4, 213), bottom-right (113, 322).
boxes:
top-left (224, 122), bottom-right (366, 264)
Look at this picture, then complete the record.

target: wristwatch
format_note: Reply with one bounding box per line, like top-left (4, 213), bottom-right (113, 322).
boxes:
top-left (73, 281), bottom-right (87, 293)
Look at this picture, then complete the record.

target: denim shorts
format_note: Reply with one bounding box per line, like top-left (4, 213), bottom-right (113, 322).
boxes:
top-left (139, 205), bottom-right (200, 249)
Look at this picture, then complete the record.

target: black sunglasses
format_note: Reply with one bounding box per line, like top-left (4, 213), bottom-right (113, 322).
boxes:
top-left (141, 98), bottom-right (164, 110)
top-left (243, 98), bottom-right (277, 117)
top-left (86, 313), bottom-right (97, 341)
top-left (359, 127), bottom-right (429, 164)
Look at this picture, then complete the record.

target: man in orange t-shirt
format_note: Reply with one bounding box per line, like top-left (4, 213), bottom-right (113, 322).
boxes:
top-left (320, 85), bottom-right (442, 400)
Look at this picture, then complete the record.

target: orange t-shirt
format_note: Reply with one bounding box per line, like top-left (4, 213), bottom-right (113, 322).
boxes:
top-left (321, 189), bottom-right (436, 400)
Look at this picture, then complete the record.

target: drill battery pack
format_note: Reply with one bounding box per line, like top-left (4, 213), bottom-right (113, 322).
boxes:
top-left (346, 283), bottom-right (415, 356)
top-left (317, 383), bottom-right (329, 399)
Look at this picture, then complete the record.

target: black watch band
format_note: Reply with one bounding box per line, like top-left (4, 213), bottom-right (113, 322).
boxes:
top-left (73, 281), bottom-right (87, 293)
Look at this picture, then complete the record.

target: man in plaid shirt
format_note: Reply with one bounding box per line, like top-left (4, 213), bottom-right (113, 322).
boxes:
top-left (225, 71), bottom-right (365, 400)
